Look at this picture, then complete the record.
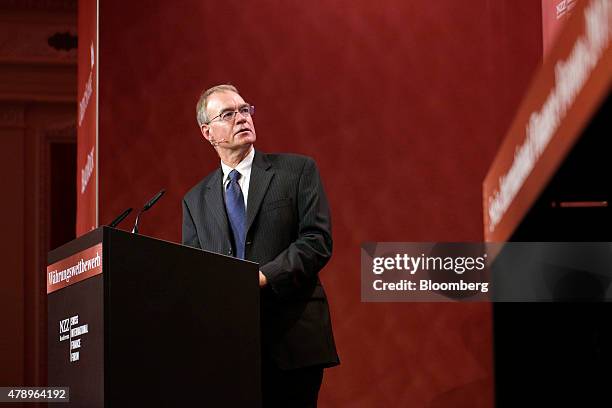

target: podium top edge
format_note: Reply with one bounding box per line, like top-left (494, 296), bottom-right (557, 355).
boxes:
top-left (47, 226), bottom-right (259, 267)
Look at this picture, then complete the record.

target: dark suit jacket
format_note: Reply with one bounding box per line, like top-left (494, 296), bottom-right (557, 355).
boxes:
top-left (182, 150), bottom-right (339, 370)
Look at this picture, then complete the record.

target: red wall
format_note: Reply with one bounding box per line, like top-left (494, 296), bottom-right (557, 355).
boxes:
top-left (97, 1), bottom-right (542, 405)
top-left (0, 122), bottom-right (25, 386)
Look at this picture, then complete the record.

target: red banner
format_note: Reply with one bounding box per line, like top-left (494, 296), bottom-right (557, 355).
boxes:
top-left (76, 0), bottom-right (99, 236)
top-left (484, 0), bottom-right (611, 241)
top-left (542, 0), bottom-right (579, 58)
top-left (47, 243), bottom-right (103, 294)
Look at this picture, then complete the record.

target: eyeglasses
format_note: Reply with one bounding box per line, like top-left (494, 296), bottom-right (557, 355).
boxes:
top-left (207, 105), bottom-right (255, 124)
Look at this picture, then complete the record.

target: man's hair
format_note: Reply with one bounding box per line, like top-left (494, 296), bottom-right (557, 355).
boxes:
top-left (196, 84), bottom-right (239, 126)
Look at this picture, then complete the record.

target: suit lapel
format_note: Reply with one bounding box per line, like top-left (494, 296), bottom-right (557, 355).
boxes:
top-left (247, 150), bottom-right (273, 233)
top-left (203, 168), bottom-right (231, 240)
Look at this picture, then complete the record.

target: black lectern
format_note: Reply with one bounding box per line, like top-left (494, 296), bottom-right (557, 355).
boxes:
top-left (47, 227), bottom-right (261, 407)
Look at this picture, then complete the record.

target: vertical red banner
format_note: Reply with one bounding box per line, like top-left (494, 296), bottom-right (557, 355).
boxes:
top-left (542, 0), bottom-right (578, 58)
top-left (76, 0), bottom-right (99, 235)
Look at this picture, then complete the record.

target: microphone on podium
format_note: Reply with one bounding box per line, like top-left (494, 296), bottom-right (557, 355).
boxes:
top-left (108, 207), bottom-right (132, 228)
top-left (131, 189), bottom-right (165, 234)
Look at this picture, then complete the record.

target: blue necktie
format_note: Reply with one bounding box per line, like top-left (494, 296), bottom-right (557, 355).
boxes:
top-left (225, 169), bottom-right (246, 259)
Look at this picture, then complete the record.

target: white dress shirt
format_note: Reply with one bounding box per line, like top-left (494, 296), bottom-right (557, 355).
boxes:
top-left (221, 147), bottom-right (254, 210)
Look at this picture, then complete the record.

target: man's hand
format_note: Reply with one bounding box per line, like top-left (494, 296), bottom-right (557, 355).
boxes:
top-left (259, 271), bottom-right (267, 287)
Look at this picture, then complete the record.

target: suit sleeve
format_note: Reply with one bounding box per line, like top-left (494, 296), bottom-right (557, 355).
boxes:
top-left (259, 158), bottom-right (332, 298)
top-left (182, 198), bottom-right (201, 249)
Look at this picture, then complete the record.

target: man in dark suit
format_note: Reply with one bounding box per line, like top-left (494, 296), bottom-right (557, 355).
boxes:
top-left (182, 84), bottom-right (339, 407)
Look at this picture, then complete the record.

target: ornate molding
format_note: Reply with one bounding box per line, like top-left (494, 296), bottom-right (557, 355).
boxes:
top-left (0, 103), bottom-right (25, 127)
top-left (0, 22), bottom-right (76, 64)
top-left (0, 63), bottom-right (76, 102)
top-left (45, 123), bottom-right (76, 141)
top-left (0, 0), bottom-right (76, 12)
top-left (0, 0), bottom-right (78, 103)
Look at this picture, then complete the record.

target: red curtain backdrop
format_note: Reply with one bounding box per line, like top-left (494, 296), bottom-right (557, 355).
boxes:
top-left (96, 1), bottom-right (542, 406)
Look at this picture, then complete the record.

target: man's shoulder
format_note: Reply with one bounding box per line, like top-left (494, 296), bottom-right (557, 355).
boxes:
top-left (183, 168), bottom-right (220, 203)
top-left (259, 151), bottom-right (315, 171)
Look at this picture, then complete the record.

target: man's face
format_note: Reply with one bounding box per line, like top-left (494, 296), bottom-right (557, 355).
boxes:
top-left (201, 91), bottom-right (257, 149)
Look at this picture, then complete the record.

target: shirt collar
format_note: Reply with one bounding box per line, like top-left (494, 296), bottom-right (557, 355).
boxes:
top-left (221, 147), bottom-right (255, 182)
